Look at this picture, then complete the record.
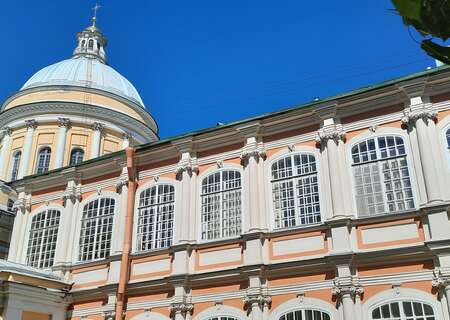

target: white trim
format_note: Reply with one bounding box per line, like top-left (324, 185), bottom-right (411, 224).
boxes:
top-left (193, 304), bottom-right (249, 320)
top-left (268, 297), bottom-right (339, 320)
top-left (345, 128), bottom-right (420, 219)
top-left (264, 146), bottom-right (324, 231)
top-left (72, 191), bottom-right (119, 263)
top-left (128, 311), bottom-right (171, 320)
top-left (197, 163), bottom-right (245, 243)
top-left (362, 287), bottom-right (444, 320)
top-left (8, 149), bottom-right (22, 181)
top-left (34, 145), bottom-right (52, 174)
top-left (20, 204), bottom-right (64, 266)
top-left (437, 114), bottom-right (450, 170)
top-left (132, 178), bottom-right (180, 253)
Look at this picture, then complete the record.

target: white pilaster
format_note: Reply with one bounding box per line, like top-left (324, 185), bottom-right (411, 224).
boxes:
top-left (90, 122), bottom-right (104, 159)
top-left (122, 132), bottom-right (132, 149)
top-left (113, 168), bottom-right (128, 254)
top-left (54, 118), bottom-right (71, 168)
top-left (0, 127), bottom-right (12, 180)
top-left (8, 191), bottom-right (31, 263)
top-left (18, 119), bottom-right (37, 179)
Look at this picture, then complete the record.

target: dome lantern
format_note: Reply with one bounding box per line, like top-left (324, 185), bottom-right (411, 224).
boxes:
top-left (72, 5), bottom-right (107, 64)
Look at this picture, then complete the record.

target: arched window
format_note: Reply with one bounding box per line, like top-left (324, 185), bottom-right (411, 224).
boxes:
top-left (81, 40), bottom-right (86, 48)
top-left (279, 310), bottom-right (330, 320)
top-left (79, 197), bottom-right (115, 261)
top-left (10, 150), bottom-right (21, 180)
top-left (35, 147), bottom-right (51, 174)
top-left (207, 317), bottom-right (238, 320)
top-left (351, 136), bottom-right (414, 217)
top-left (70, 148), bottom-right (85, 166)
top-left (271, 153), bottom-right (320, 229)
top-left (88, 39), bottom-right (94, 49)
top-left (137, 184), bottom-right (175, 251)
top-left (371, 301), bottom-right (435, 320)
top-left (26, 209), bottom-right (60, 268)
top-left (201, 170), bottom-right (242, 240)
top-left (446, 128), bottom-right (450, 152)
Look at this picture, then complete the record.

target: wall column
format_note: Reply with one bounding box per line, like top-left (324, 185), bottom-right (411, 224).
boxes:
top-left (0, 127), bottom-right (12, 180)
top-left (244, 276), bottom-right (271, 320)
top-left (18, 119), bottom-right (37, 179)
top-left (170, 285), bottom-right (193, 320)
top-left (54, 118), bottom-right (71, 168)
top-left (90, 122), bottom-right (104, 159)
top-left (8, 190), bottom-right (31, 263)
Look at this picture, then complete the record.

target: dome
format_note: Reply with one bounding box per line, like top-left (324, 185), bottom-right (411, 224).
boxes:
top-left (21, 57), bottom-right (145, 107)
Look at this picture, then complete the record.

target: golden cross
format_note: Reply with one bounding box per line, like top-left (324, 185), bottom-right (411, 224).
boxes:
top-left (92, 3), bottom-right (101, 26)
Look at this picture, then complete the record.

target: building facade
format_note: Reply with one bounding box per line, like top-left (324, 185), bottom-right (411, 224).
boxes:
top-left (1, 18), bottom-right (450, 320)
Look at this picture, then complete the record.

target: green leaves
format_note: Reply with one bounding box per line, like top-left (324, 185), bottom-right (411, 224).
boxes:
top-left (392, 0), bottom-right (450, 64)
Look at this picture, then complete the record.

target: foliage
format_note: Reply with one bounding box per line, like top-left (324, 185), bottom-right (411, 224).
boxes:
top-left (392, 0), bottom-right (450, 64)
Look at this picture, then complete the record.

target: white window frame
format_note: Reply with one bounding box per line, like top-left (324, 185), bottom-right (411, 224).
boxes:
top-left (347, 130), bottom-right (419, 218)
top-left (69, 147), bottom-right (85, 166)
top-left (193, 305), bottom-right (248, 320)
top-left (370, 300), bottom-right (436, 320)
top-left (363, 288), bottom-right (444, 320)
top-left (268, 297), bottom-right (338, 320)
top-left (267, 149), bottom-right (323, 231)
top-left (23, 206), bottom-right (62, 269)
top-left (198, 167), bottom-right (243, 242)
top-left (9, 149), bottom-right (21, 181)
top-left (132, 179), bottom-right (180, 252)
top-left (78, 195), bottom-right (116, 262)
top-left (135, 182), bottom-right (176, 252)
top-left (35, 146), bottom-right (52, 174)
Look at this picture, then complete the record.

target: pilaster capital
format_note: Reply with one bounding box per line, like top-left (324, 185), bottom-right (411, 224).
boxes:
top-left (176, 155), bottom-right (199, 178)
top-left (116, 174), bottom-right (129, 193)
top-left (1, 126), bottom-right (12, 137)
top-left (169, 301), bottom-right (193, 316)
top-left (432, 268), bottom-right (450, 290)
top-left (240, 143), bottom-right (266, 166)
top-left (91, 122), bottom-right (105, 132)
top-left (122, 131), bottom-right (133, 141)
top-left (315, 124), bottom-right (346, 147)
top-left (63, 183), bottom-right (82, 205)
top-left (25, 119), bottom-right (37, 130)
top-left (332, 277), bottom-right (363, 301)
top-left (401, 104), bottom-right (437, 128)
top-left (243, 288), bottom-right (271, 309)
top-left (102, 310), bottom-right (115, 320)
top-left (13, 194), bottom-right (31, 213)
top-left (58, 117), bottom-right (71, 129)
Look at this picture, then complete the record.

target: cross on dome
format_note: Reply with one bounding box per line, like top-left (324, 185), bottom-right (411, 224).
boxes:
top-left (72, 4), bottom-right (107, 64)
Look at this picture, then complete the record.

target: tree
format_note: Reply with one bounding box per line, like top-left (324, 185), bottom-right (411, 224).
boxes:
top-left (392, 0), bottom-right (450, 64)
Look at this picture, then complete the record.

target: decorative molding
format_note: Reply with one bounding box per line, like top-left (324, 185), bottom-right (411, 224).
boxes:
top-left (401, 104), bottom-right (437, 128)
top-left (169, 299), bottom-right (193, 317)
top-left (102, 310), bottom-right (115, 320)
top-left (122, 131), bottom-right (133, 141)
top-left (243, 288), bottom-right (271, 309)
top-left (432, 267), bottom-right (450, 290)
top-left (315, 124), bottom-right (345, 146)
top-left (115, 175), bottom-right (129, 193)
top-left (63, 184), bottom-right (82, 205)
top-left (13, 194), bottom-right (31, 213)
top-left (57, 117), bottom-right (71, 128)
top-left (91, 121), bottom-right (105, 132)
top-left (25, 119), bottom-right (37, 129)
top-left (1, 126), bottom-right (12, 137)
top-left (240, 143), bottom-right (266, 166)
top-left (368, 125), bottom-right (379, 133)
top-left (176, 155), bottom-right (199, 177)
top-left (332, 277), bottom-right (364, 301)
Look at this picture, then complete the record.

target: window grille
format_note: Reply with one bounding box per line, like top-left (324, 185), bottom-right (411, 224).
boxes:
top-left (26, 209), bottom-right (60, 268)
top-left (351, 136), bottom-right (414, 217)
top-left (271, 154), bottom-right (321, 229)
top-left (279, 309), bottom-right (331, 320)
top-left (372, 301), bottom-right (435, 320)
top-left (69, 148), bottom-right (85, 166)
top-left (137, 184), bottom-right (175, 251)
top-left (10, 151), bottom-right (21, 181)
top-left (35, 147), bottom-right (51, 174)
top-left (201, 170), bottom-right (242, 240)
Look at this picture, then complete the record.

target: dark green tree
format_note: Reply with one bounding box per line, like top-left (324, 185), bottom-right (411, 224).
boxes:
top-left (392, 0), bottom-right (450, 64)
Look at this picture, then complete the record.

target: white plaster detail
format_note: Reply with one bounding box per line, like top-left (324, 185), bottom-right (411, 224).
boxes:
top-left (132, 258), bottom-right (171, 276)
top-left (272, 235), bottom-right (324, 256)
top-left (198, 247), bottom-right (241, 266)
top-left (360, 222), bottom-right (419, 245)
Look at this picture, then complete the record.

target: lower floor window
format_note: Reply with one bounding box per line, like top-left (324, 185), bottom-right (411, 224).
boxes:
top-left (372, 301), bottom-right (435, 320)
top-left (279, 310), bottom-right (330, 320)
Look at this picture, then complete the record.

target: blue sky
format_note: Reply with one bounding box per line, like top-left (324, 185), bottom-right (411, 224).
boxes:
top-left (0, 1), bottom-right (436, 138)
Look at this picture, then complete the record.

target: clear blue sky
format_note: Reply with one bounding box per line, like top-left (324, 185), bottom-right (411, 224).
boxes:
top-left (0, 1), bottom-right (435, 138)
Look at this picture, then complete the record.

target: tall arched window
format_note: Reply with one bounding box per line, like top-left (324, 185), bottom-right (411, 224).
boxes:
top-left (88, 39), bottom-right (94, 49)
top-left (137, 184), bottom-right (175, 251)
top-left (351, 135), bottom-right (414, 217)
top-left (446, 128), bottom-right (450, 153)
top-left (201, 170), bottom-right (242, 240)
top-left (70, 148), bottom-right (85, 166)
top-left (35, 147), bottom-right (51, 174)
top-left (79, 197), bottom-right (115, 261)
top-left (371, 301), bottom-right (435, 320)
top-left (26, 209), bottom-right (60, 268)
top-left (271, 153), bottom-right (321, 229)
top-left (279, 309), bottom-right (330, 320)
top-left (10, 150), bottom-right (21, 181)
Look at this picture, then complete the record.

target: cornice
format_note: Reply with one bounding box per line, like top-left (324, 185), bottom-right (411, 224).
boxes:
top-left (0, 101), bottom-right (157, 142)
